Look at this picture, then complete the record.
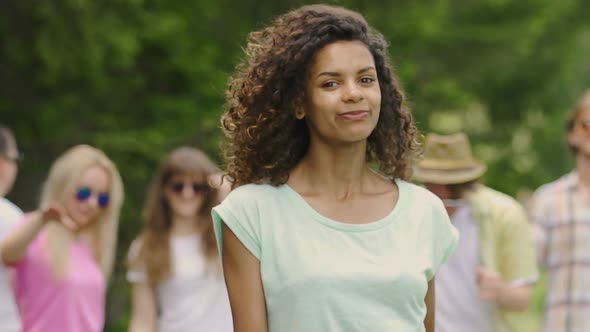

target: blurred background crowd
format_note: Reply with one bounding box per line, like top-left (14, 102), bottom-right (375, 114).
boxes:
top-left (2, 0), bottom-right (590, 331)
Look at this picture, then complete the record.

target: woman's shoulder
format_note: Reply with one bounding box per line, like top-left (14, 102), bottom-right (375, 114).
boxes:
top-left (214, 183), bottom-right (288, 221)
top-left (126, 236), bottom-right (145, 265)
top-left (397, 179), bottom-right (444, 207)
top-left (224, 183), bottom-right (286, 204)
top-left (0, 198), bottom-right (23, 224)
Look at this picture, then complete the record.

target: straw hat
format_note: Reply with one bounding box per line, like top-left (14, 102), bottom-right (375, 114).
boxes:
top-left (413, 132), bottom-right (487, 185)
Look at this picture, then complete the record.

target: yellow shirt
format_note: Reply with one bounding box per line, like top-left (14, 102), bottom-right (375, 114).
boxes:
top-left (467, 185), bottom-right (539, 332)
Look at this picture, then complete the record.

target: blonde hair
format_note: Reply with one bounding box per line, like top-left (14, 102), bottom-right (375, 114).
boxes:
top-left (40, 144), bottom-right (124, 280)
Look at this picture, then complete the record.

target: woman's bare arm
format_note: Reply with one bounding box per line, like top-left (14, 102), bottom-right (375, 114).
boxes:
top-left (1, 204), bottom-right (78, 264)
top-left (424, 278), bottom-right (435, 332)
top-left (0, 211), bottom-right (44, 264)
top-left (128, 280), bottom-right (157, 332)
top-left (222, 224), bottom-right (268, 332)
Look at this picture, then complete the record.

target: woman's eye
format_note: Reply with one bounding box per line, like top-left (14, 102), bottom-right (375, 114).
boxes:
top-left (322, 81), bottom-right (338, 88)
top-left (360, 77), bottom-right (375, 84)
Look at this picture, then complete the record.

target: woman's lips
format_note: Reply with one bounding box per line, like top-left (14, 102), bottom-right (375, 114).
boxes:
top-left (338, 111), bottom-right (369, 120)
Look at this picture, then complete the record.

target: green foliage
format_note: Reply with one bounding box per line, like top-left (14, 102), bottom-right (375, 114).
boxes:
top-left (1, 0), bottom-right (590, 329)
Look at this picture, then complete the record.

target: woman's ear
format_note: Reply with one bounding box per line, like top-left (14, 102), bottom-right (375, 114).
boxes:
top-left (294, 108), bottom-right (305, 120)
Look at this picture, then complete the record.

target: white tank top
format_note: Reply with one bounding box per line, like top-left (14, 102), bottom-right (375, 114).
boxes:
top-left (128, 235), bottom-right (233, 332)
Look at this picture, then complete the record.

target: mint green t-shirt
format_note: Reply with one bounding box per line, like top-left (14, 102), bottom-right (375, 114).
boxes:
top-left (212, 179), bottom-right (458, 332)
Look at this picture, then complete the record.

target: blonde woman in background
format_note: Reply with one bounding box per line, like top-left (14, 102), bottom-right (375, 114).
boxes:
top-left (127, 147), bottom-right (232, 332)
top-left (0, 144), bottom-right (124, 332)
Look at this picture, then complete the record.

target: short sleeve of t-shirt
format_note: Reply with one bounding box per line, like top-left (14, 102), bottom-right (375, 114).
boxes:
top-left (0, 198), bottom-right (23, 241)
top-left (126, 238), bottom-right (148, 283)
top-left (422, 194), bottom-right (459, 281)
top-left (212, 184), bottom-right (264, 260)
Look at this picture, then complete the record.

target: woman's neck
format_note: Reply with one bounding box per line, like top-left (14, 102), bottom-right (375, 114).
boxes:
top-left (170, 216), bottom-right (199, 236)
top-left (74, 229), bottom-right (89, 243)
top-left (576, 153), bottom-right (590, 188)
top-left (290, 139), bottom-right (372, 198)
top-left (73, 223), bottom-right (95, 243)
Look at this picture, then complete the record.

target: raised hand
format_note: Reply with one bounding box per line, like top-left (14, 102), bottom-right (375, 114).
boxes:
top-left (40, 203), bottom-right (78, 231)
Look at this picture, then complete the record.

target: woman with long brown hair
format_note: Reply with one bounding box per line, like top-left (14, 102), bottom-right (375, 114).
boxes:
top-left (127, 147), bottom-right (232, 332)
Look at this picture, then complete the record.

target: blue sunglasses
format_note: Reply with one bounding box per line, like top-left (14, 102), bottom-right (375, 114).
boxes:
top-left (75, 187), bottom-right (110, 208)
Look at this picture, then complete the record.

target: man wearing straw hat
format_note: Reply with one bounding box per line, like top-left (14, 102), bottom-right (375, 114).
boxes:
top-left (414, 132), bottom-right (538, 332)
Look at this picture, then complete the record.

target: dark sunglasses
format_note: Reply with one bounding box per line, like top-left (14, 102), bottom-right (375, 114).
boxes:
top-left (75, 187), bottom-right (110, 208)
top-left (168, 182), bottom-right (210, 194)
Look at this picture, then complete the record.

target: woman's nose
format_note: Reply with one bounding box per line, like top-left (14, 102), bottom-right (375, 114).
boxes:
top-left (342, 83), bottom-right (363, 103)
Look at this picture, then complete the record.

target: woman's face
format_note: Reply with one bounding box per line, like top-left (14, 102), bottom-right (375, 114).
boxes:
top-left (568, 108), bottom-right (590, 157)
top-left (164, 173), bottom-right (209, 220)
top-left (302, 40), bottom-right (382, 145)
top-left (65, 165), bottom-right (111, 229)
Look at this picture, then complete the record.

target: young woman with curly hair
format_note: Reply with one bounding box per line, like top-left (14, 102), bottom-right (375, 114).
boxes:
top-left (127, 147), bottom-right (232, 332)
top-left (213, 4), bottom-right (458, 332)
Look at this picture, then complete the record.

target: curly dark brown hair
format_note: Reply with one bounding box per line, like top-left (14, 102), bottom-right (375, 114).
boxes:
top-left (222, 4), bottom-right (419, 188)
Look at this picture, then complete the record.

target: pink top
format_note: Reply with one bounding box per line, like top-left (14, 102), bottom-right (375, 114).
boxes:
top-left (10, 217), bottom-right (105, 332)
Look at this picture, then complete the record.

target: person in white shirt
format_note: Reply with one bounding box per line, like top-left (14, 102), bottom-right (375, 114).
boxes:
top-left (127, 147), bottom-right (233, 332)
top-left (0, 125), bottom-right (23, 332)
